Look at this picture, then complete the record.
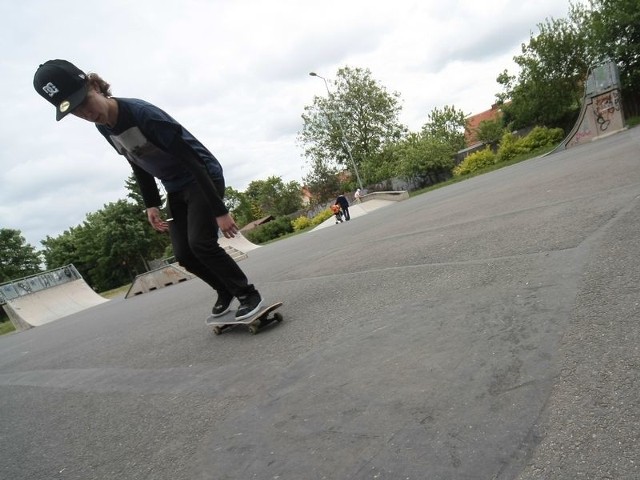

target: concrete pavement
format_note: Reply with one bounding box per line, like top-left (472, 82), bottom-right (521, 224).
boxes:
top-left (0, 128), bottom-right (639, 479)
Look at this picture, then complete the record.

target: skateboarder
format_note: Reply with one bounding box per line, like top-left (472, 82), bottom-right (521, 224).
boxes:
top-left (33, 59), bottom-right (263, 320)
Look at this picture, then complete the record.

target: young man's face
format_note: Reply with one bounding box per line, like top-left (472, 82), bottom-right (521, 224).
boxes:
top-left (72, 87), bottom-right (110, 125)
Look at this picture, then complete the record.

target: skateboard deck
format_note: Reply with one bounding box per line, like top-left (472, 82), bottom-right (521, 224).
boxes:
top-left (205, 302), bottom-right (283, 335)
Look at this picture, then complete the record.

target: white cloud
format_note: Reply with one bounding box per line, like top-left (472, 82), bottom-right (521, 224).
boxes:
top-left (0, 0), bottom-right (575, 248)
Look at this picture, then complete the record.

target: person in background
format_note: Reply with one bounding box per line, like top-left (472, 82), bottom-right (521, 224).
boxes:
top-left (330, 203), bottom-right (343, 224)
top-left (33, 59), bottom-right (263, 320)
top-left (335, 193), bottom-right (350, 221)
top-left (354, 188), bottom-right (362, 203)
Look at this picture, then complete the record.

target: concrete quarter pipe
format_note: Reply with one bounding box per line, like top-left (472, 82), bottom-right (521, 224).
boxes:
top-left (4, 279), bottom-right (108, 331)
top-left (1, 266), bottom-right (108, 331)
top-left (555, 60), bottom-right (626, 151)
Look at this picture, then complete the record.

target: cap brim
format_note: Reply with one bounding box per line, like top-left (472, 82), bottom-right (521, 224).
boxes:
top-left (55, 83), bottom-right (89, 121)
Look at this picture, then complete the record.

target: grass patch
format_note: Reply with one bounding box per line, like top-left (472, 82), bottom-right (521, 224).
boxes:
top-left (626, 116), bottom-right (640, 128)
top-left (100, 284), bottom-right (131, 299)
top-left (0, 307), bottom-right (15, 335)
top-left (258, 227), bottom-right (313, 244)
top-left (0, 319), bottom-right (16, 335)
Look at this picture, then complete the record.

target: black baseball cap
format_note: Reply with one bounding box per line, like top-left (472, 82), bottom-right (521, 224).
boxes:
top-left (33, 59), bottom-right (89, 121)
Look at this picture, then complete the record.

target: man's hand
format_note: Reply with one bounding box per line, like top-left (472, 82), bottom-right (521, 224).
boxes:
top-left (217, 213), bottom-right (239, 238)
top-left (147, 207), bottom-right (170, 233)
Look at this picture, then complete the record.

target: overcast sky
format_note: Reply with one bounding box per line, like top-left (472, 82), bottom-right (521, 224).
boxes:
top-left (1, 0), bottom-right (576, 249)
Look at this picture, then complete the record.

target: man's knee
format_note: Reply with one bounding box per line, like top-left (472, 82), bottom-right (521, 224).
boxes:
top-left (174, 250), bottom-right (196, 271)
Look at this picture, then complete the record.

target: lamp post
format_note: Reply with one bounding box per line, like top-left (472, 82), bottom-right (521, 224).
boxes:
top-left (309, 72), bottom-right (364, 192)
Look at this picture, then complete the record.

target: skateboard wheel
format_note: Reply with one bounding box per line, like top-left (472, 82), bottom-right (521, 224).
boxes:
top-left (213, 326), bottom-right (222, 335)
top-left (273, 312), bottom-right (283, 322)
top-left (248, 325), bottom-right (259, 335)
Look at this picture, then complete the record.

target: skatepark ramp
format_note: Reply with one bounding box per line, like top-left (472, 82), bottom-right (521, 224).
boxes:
top-left (360, 190), bottom-right (409, 202)
top-left (0, 265), bottom-right (108, 331)
top-left (125, 264), bottom-right (195, 298)
top-left (218, 231), bottom-right (260, 256)
top-left (222, 245), bottom-right (248, 262)
top-left (125, 234), bottom-right (258, 299)
top-left (554, 60), bottom-right (626, 152)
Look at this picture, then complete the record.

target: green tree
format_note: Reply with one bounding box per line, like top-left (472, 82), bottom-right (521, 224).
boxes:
top-left (273, 179), bottom-right (304, 216)
top-left (41, 200), bottom-right (158, 291)
top-left (475, 118), bottom-right (506, 145)
top-left (360, 142), bottom-right (398, 186)
top-left (41, 228), bottom-right (82, 274)
top-left (124, 173), bottom-right (145, 206)
top-left (0, 229), bottom-right (42, 282)
top-left (299, 66), bottom-right (405, 189)
top-left (224, 186), bottom-right (243, 213)
top-left (225, 186), bottom-right (255, 227)
top-left (421, 105), bottom-right (468, 153)
top-left (89, 200), bottom-right (163, 289)
top-left (41, 189), bottom-right (171, 291)
top-left (245, 176), bottom-right (303, 218)
top-left (302, 157), bottom-right (341, 206)
top-left (38, 174), bottom-right (172, 291)
top-left (497, 0), bottom-right (640, 128)
top-left (496, 3), bottom-right (592, 130)
top-left (393, 133), bottom-right (456, 187)
top-left (588, 0), bottom-right (640, 107)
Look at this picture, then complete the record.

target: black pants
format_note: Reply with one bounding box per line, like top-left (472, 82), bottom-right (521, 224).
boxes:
top-left (167, 179), bottom-right (255, 298)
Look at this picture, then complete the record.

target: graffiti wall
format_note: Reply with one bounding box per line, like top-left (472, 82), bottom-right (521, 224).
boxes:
top-left (0, 265), bottom-right (81, 304)
top-left (555, 61), bottom-right (626, 151)
top-left (566, 89), bottom-right (625, 148)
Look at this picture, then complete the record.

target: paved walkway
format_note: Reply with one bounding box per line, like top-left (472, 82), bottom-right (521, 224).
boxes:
top-left (312, 198), bottom-right (397, 230)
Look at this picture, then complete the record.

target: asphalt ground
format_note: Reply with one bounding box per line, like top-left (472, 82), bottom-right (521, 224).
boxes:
top-left (1, 127), bottom-right (638, 479)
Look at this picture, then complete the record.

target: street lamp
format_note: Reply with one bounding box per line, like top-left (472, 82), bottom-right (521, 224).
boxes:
top-left (309, 72), bottom-right (364, 192)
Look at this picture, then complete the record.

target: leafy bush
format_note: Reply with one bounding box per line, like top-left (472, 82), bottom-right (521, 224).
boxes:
top-left (449, 126), bottom-right (567, 178)
top-left (311, 209), bottom-right (333, 226)
top-left (517, 126), bottom-right (564, 151)
top-left (453, 148), bottom-right (496, 176)
top-left (292, 216), bottom-right (311, 232)
top-left (475, 118), bottom-right (505, 145)
top-left (245, 217), bottom-right (294, 244)
top-left (245, 208), bottom-right (342, 243)
top-left (497, 127), bottom-right (564, 162)
top-left (495, 132), bottom-right (525, 163)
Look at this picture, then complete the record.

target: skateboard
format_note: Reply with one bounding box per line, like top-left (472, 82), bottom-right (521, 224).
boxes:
top-left (205, 302), bottom-right (283, 335)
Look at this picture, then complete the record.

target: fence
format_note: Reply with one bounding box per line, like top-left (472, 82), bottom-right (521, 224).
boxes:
top-left (0, 265), bottom-right (81, 305)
